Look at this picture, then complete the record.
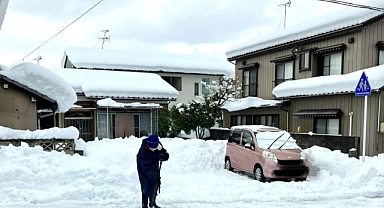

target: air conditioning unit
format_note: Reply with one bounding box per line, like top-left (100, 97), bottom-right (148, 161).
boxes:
top-left (380, 122), bottom-right (384, 133)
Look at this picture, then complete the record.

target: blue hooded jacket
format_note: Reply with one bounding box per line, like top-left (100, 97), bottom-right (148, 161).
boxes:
top-left (136, 138), bottom-right (167, 197)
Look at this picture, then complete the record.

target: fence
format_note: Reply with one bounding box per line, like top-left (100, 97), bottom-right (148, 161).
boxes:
top-left (209, 128), bottom-right (231, 140)
top-left (290, 133), bottom-right (360, 157)
top-left (0, 139), bottom-right (77, 155)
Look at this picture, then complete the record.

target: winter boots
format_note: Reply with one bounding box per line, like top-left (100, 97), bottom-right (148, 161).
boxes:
top-left (142, 194), bottom-right (161, 208)
top-left (142, 204), bottom-right (161, 208)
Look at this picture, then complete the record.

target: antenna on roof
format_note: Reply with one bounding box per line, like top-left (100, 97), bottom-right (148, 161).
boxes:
top-left (98, 30), bottom-right (110, 49)
top-left (278, 0), bottom-right (291, 29)
top-left (34, 55), bottom-right (42, 65)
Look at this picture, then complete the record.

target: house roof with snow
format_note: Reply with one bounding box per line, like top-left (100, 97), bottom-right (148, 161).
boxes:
top-left (0, 62), bottom-right (77, 112)
top-left (222, 97), bottom-right (282, 112)
top-left (272, 64), bottom-right (384, 98)
top-left (49, 68), bottom-right (179, 101)
top-left (62, 47), bottom-right (234, 76)
top-left (0, 0), bottom-right (8, 30)
top-left (226, 0), bottom-right (384, 60)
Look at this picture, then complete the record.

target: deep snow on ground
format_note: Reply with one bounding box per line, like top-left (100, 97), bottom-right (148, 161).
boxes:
top-left (0, 137), bottom-right (384, 208)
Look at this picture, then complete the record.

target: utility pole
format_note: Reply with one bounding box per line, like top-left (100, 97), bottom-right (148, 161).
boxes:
top-left (317, 0), bottom-right (384, 12)
top-left (98, 30), bottom-right (110, 49)
top-left (34, 55), bottom-right (42, 65)
top-left (278, 0), bottom-right (291, 28)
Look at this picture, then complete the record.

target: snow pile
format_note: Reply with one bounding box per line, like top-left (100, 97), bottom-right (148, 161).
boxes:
top-left (0, 126), bottom-right (79, 140)
top-left (97, 98), bottom-right (124, 107)
top-left (222, 97), bottom-right (282, 112)
top-left (272, 65), bottom-right (384, 98)
top-left (0, 136), bottom-right (383, 207)
top-left (305, 146), bottom-right (379, 189)
top-left (50, 68), bottom-right (179, 100)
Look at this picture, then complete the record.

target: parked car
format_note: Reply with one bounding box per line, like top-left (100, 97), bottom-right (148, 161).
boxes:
top-left (224, 125), bottom-right (309, 182)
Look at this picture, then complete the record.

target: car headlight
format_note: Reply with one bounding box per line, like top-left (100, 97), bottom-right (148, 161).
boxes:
top-left (300, 151), bottom-right (307, 160)
top-left (262, 151), bottom-right (278, 163)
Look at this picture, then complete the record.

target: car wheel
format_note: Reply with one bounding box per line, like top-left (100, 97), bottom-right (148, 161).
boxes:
top-left (225, 158), bottom-right (233, 171)
top-left (254, 165), bottom-right (266, 182)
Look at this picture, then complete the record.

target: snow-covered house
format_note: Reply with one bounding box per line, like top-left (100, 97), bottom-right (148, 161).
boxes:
top-left (49, 68), bottom-right (178, 141)
top-left (224, 0), bottom-right (384, 156)
top-left (61, 47), bottom-right (233, 107)
top-left (1, 2), bottom-right (77, 131)
top-left (0, 63), bottom-right (76, 130)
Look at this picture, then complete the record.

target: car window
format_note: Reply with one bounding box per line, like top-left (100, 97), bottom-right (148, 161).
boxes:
top-left (242, 130), bottom-right (255, 150)
top-left (230, 129), bottom-right (242, 145)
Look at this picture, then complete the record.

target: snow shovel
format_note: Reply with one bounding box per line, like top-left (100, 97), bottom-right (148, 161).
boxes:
top-left (150, 161), bottom-right (162, 206)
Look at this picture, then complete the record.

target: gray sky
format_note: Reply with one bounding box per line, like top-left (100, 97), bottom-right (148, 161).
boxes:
top-left (0, 0), bottom-right (368, 68)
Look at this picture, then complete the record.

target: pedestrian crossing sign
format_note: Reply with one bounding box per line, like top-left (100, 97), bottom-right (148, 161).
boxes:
top-left (355, 71), bottom-right (371, 96)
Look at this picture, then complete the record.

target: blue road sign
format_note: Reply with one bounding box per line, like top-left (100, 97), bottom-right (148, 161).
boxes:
top-left (355, 71), bottom-right (371, 96)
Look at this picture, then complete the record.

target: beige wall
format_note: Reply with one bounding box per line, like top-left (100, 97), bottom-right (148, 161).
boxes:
top-left (158, 72), bottom-right (223, 107)
top-left (0, 84), bottom-right (37, 130)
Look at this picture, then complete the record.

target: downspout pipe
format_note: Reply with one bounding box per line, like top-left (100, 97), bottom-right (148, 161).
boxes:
top-left (378, 90), bottom-right (381, 132)
top-left (279, 100), bottom-right (290, 131)
top-left (349, 112), bottom-right (353, 136)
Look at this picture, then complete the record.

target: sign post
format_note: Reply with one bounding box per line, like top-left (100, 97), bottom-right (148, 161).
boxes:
top-left (355, 71), bottom-right (371, 162)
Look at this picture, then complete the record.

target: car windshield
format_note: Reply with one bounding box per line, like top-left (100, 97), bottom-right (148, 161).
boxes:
top-left (253, 131), bottom-right (300, 150)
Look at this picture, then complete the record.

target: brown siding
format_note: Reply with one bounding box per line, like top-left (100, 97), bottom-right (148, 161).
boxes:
top-left (229, 16), bottom-right (384, 156)
top-left (361, 18), bottom-right (384, 68)
top-left (0, 85), bottom-right (37, 130)
top-left (290, 93), bottom-right (384, 156)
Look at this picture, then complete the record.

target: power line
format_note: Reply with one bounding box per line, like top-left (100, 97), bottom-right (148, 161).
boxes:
top-left (13, 0), bottom-right (104, 66)
top-left (318, 0), bottom-right (384, 12)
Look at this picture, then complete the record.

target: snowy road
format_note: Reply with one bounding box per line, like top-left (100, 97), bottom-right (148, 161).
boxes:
top-left (2, 191), bottom-right (384, 208)
top-left (1, 137), bottom-right (384, 208)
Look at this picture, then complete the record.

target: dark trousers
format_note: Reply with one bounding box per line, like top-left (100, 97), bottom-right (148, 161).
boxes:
top-left (142, 193), bottom-right (157, 207)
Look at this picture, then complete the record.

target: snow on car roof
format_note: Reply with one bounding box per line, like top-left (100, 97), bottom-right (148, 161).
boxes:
top-left (231, 125), bottom-right (301, 150)
top-left (231, 125), bottom-right (281, 132)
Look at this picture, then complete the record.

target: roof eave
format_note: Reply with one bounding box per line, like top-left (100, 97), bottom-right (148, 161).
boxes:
top-left (73, 66), bottom-right (228, 76)
top-left (86, 95), bottom-right (177, 102)
top-left (227, 24), bottom-right (364, 61)
top-left (0, 75), bottom-right (56, 104)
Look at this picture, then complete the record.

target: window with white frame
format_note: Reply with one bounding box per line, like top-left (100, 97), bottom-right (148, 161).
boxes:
top-left (275, 61), bottom-right (293, 86)
top-left (202, 78), bottom-right (210, 95)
